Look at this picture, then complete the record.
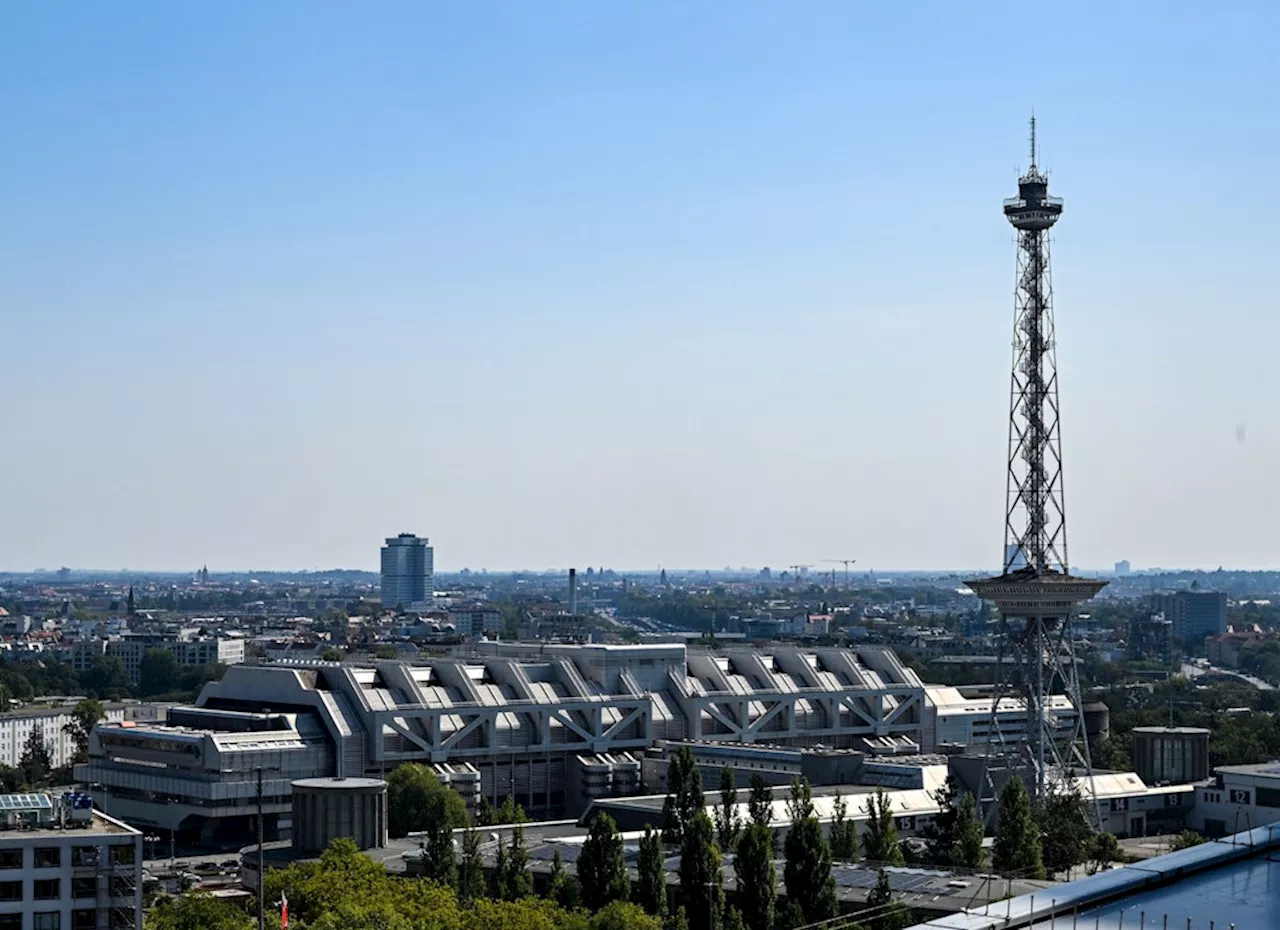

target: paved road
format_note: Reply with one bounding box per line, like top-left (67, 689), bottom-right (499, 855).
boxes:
top-left (1182, 662), bottom-right (1274, 691)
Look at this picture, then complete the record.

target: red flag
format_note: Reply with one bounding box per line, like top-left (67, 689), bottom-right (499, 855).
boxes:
top-left (280, 892), bottom-right (288, 930)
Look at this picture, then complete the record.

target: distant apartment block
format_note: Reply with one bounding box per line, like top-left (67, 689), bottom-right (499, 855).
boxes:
top-left (380, 534), bottom-right (434, 610)
top-left (0, 706), bottom-right (131, 770)
top-left (1151, 590), bottom-right (1229, 643)
top-left (1114, 560), bottom-right (1131, 576)
top-left (448, 608), bottom-right (501, 638)
top-left (68, 632), bottom-right (246, 683)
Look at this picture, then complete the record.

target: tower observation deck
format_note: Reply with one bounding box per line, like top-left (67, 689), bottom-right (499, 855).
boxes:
top-left (967, 117), bottom-right (1105, 811)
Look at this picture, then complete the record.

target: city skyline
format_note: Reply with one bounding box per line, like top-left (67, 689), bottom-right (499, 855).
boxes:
top-left (5, 4), bottom-right (1280, 573)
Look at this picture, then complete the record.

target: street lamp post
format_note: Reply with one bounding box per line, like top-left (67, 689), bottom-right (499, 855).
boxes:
top-left (255, 766), bottom-right (281, 930)
top-left (168, 800), bottom-right (179, 866)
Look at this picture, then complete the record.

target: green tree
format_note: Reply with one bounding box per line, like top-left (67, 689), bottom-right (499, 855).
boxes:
top-left (579, 812), bottom-right (630, 912)
top-left (865, 868), bottom-right (911, 930)
top-left (782, 777), bottom-right (837, 924)
top-left (678, 810), bottom-right (722, 930)
top-left (721, 906), bottom-right (746, 930)
top-left (144, 891), bottom-right (253, 930)
top-left (497, 795), bottom-right (524, 825)
top-left (1087, 831), bottom-right (1121, 875)
top-left (320, 646), bottom-right (344, 662)
top-left (747, 774), bottom-right (773, 828)
top-left (667, 905), bottom-right (690, 930)
top-left (734, 822), bottom-right (776, 930)
top-left (588, 901), bottom-right (664, 930)
top-left (776, 901), bottom-right (806, 930)
top-left (19, 726), bottom-right (52, 787)
top-left (951, 792), bottom-right (986, 871)
top-left (259, 833), bottom-right (683, 930)
top-left (64, 698), bottom-right (105, 764)
top-left (84, 656), bottom-right (130, 700)
top-left (714, 766), bottom-right (741, 851)
top-left (459, 823), bottom-right (485, 904)
top-left (500, 821), bottom-right (533, 900)
top-left (1039, 787), bottom-right (1091, 876)
top-left (662, 748), bottom-right (703, 845)
top-left (829, 790), bottom-right (858, 861)
top-left (636, 825), bottom-right (667, 918)
top-left (373, 644), bottom-right (399, 660)
top-left (493, 842), bottom-right (508, 899)
top-left (386, 763), bottom-right (467, 838)
top-left (547, 849), bottom-right (569, 907)
top-left (1170, 830), bottom-right (1205, 851)
top-left (423, 796), bottom-right (458, 888)
top-left (920, 774), bottom-right (960, 865)
top-left (138, 648), bottom-right (180, 696)
top-left (860, 788), bottom-right (904, 866)
top-left (477, 796), bottom-right (497, 826)
top-left (992, 776), bottom-right (1044, 879)
top-left (1093, 733), bottom-right (1131, 771)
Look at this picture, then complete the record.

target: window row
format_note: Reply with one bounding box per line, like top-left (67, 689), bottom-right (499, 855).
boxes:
top-left (0, 910), bottom-right (132, 930)
top-left (0, 844), bottom-right (136, 870)
top-left (0, 879), bottom-right (61, 900)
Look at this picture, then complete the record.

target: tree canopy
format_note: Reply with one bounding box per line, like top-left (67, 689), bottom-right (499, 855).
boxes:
top-left (860, 788), bottom-right (904, 866)
top-left (64, 698), bottom-right (105, 765)
top-left (250, 836), bottom-right (665, 930)
top-left (992, 777), bottom-right (1045, 879)
top-left (734, 822), bottom-right (776, 930)
top-left (1039, 787), bottom-right (1091, 876)
top-left (829, 790), bottom-right (858, 862)
top-left (386, 763), bottom-right (469, 839)
top-left (578, 813), bottom-right (629, 912)
top-left (661, 748), bottom-right (703, 845)
top-left (19, 726), bottom-right (52, 788)
top-left (714, 766), bottom-right (741, 852)
top-left (920, 774), bottom-right (960, 866)
top-left (782, 777), bottom-right (837, 925)
top-left (678, 810), bottom-right (722, 930)
top-left (635, 826), bottom-right (666, 918)
top-left (747, 774), bottom-right (773, 828)
top-left (951, 792), bottom-right (986, 871)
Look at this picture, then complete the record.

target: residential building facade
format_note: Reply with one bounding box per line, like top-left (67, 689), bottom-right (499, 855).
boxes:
top-left (0, 794), bottom-right (142, 930)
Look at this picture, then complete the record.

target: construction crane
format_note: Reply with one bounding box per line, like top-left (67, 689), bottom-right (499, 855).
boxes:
top-left (822, 559), bottom-right (857, 583)
top-left (787, 564), bottom-right (813, 580)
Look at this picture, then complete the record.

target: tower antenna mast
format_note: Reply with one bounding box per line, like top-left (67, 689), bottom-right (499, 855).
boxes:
top-left (967, 118), bottom-right (1106, 819)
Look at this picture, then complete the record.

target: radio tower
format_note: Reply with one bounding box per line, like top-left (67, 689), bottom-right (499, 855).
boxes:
top-left (967, 118), bottom-right (1106, 808)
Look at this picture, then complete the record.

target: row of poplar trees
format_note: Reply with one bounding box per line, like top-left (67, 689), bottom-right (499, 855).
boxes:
top-left (576, 746), bottom-right (916, 930)
top-left (576, 750), bottom-right (1122, 930)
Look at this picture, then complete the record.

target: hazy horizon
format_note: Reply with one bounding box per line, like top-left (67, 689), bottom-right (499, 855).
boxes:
top-left (5, 3), bottom-right (1279, 573)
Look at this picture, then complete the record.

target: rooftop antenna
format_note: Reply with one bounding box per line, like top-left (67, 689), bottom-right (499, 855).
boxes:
top-left (1029, 112), bottom-right (1038, 171)
top-left (1029, 111), bottom-right (1039, 173)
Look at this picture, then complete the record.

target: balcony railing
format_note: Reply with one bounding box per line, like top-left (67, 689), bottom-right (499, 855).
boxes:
top-left (1004, 195), bottom-right (1064, 209)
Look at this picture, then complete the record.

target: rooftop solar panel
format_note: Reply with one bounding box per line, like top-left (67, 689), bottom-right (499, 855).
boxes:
top-left (0, 794), bottom-right (52, 811)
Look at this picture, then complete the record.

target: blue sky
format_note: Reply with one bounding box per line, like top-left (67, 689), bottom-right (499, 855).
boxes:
top-left (3, 2), bottom-right (1278, 572)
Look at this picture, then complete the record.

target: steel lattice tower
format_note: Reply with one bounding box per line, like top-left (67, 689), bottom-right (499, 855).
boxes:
top-left (967, 118), bottom-right (1106, 808)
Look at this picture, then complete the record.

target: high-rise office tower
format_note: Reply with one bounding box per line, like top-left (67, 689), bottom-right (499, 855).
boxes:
top-left (380, 534), bottom-right (434, 610)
